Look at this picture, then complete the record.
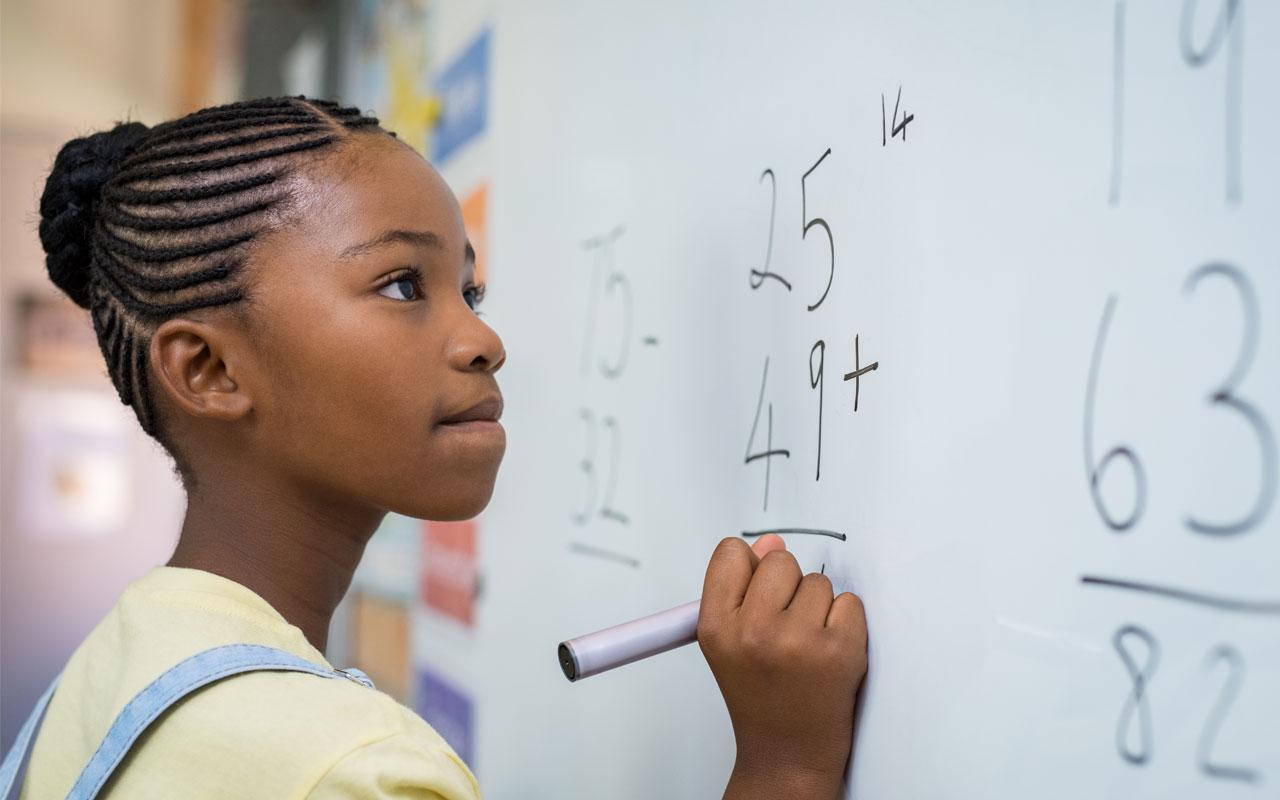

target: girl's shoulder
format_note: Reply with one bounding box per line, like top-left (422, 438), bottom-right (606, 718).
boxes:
top-left (21, 566), bottom-right (477, 799)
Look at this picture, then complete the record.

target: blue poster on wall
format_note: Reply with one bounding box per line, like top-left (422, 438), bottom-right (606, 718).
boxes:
top-left (432, 27), bottom-right (490, 165)
top-left (416, 665), bottom-right (475, 770)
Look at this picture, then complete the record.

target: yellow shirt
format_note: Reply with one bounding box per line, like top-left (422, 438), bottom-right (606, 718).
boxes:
top-left (19, 566), bottom-right (482, 800)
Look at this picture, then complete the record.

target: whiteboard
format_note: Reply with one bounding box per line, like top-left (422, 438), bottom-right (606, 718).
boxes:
top-left (393, 2), bottom-right (1280, 798)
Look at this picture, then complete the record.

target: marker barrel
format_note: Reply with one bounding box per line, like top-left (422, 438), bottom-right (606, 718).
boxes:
top-left (558, 599), bottom-right (701, 681)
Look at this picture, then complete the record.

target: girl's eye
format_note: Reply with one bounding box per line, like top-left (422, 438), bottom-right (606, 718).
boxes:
top-left (377, 269), bottom-right (422, 301)
top-left (464, 282), bottom-right (487, 312)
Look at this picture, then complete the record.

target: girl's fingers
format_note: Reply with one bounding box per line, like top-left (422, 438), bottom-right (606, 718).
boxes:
top-left (700, 534), bottom-right (794, 633)
top-left (700, 537), bottom-right (757, 624)
top-left (748, 533), bottom-right (787, 560)
top-left (787, 571), bottom-right (835, 625)
top-left (741, 548), bottom-right (803, 613)
top-left (826, 592), bottom-right (867, 642)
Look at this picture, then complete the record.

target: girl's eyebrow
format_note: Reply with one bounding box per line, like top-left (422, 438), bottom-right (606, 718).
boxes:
top-left (339, 229), bottom-right (444, 259)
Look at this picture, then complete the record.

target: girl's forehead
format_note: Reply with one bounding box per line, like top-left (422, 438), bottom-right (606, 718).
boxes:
top-left (286, 137), bottom-right (465, 254)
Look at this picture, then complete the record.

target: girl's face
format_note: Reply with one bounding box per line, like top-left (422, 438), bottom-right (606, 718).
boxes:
top-left (231, 134), bottom-right (506, 520)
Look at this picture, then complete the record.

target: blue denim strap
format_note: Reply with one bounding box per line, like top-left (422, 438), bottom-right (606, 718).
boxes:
top-left (1, 643), bottom-right (376, 800)
top-left (0, 671), bottom-right (62, 800)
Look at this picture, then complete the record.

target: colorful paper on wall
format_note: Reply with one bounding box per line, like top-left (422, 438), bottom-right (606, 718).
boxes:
top-left (459, 182), bottom-right (489, 283)
top-left (352, 0), bottom-right (439, 157)
top-left (421, 519), bottom-right (477, 627)
top-left (416, 665), bottom-right (475, 769)
top-left (432, 27), bottom-right (490, 164)
top-left (349, 591), bottom-right (412, 701)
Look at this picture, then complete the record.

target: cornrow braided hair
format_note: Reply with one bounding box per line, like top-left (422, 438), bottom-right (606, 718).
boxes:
top-left (37, 95), bottom-right (397, 487)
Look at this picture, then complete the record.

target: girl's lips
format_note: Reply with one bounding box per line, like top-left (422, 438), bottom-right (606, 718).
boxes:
top-left (436, 419), bottom-right (504, 437)
top-left (437, 394), bottom-right (503, 425)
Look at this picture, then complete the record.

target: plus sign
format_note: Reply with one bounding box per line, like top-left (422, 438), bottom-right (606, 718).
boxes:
top-left (842, 334), bottom-right (879, 412)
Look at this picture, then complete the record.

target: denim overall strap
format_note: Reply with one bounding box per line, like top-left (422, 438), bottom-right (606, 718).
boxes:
top-left (0, 671), bottom-right (63, 800)
top-left (0, 643), bottom-right (376, 800)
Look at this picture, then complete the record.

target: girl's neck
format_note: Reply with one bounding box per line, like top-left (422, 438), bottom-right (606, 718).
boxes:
top-left (166, 474), bottom-right (384, 654)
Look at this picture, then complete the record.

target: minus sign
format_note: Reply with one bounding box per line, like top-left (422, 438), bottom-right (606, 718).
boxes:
top-left (642, 336), bottom-right (659, 346)
top-left (741, 528), bottom-right (847, 541)
top-left (569, 541), bottom-right (642, 568)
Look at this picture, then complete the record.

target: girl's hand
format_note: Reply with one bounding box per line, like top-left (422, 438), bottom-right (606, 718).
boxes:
top-left (697, 535), bottom-right (867, 800)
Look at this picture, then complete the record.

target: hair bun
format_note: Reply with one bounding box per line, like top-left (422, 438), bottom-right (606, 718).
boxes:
top-left (38, 121), bottom-right (151, 309)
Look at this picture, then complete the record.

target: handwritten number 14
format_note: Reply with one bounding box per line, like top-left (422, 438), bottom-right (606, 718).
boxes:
top-left (882, 86), bottom-right (914, 145)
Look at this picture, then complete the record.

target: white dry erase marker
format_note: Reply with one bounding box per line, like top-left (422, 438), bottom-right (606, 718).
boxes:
top-left (557, 599), bottom-right (701, 681)
top-left (558, 545), bottom-right (845, 681)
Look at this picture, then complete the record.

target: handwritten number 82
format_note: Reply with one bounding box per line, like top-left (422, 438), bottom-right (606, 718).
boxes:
top-left (1112, 624), bottom-right (1258, 783)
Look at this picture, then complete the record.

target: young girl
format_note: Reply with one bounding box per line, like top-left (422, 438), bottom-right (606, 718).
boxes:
top-left (5, 96), bottom-right (868, 800)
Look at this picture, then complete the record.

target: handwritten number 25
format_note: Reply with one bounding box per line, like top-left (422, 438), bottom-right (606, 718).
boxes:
top-left (749, 149), bottom-right (835, 311)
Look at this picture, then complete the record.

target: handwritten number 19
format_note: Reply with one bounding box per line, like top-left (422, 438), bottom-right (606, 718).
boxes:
top-left (1110, 1), bottom-right (1243, 204)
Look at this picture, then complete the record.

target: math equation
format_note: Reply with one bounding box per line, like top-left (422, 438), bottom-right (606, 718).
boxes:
top-left (1085, 0), bottom-right (1276, 790)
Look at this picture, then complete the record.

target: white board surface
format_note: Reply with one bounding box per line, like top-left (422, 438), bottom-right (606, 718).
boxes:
top-left (414, 3), bottom-right (1280, 798)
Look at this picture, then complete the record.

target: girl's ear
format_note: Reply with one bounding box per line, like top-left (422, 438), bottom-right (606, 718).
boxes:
top-left (149, 318), bottom-right (253, 423)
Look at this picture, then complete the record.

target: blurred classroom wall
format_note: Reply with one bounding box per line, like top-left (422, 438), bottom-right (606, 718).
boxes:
top-left (0, 0), bottom-right (286, 752)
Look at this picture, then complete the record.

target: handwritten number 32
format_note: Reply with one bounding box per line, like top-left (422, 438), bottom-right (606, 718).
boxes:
top-left (573, 408), bottom-right (630, 527)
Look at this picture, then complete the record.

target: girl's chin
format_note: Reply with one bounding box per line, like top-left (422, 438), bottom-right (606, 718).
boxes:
top-left (408, 483), bottom-right (498, 521)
